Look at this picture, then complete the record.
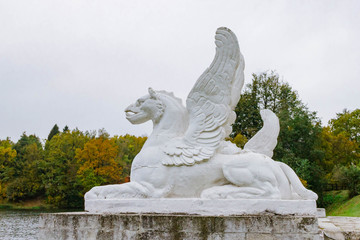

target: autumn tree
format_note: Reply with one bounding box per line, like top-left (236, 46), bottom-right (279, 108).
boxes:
top-left (76, 136), bottom-right (123, 193)
top-left (0, 139), bottom-right (16, 199)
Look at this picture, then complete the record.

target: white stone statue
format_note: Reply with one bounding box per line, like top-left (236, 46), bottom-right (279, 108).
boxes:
top-left (85, 27), bottom-right (317, 201)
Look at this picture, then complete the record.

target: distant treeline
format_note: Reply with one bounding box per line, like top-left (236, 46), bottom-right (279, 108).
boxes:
top-left (0, 71), bottom-right (359, 208)
top-left (0, 129), bottom-right (146, 208)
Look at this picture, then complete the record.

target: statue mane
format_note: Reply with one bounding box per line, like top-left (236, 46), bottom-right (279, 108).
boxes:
top-left (156, 90), bottom-right (184, 107)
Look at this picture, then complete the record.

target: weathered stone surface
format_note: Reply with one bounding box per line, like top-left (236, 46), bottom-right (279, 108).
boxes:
top-left (85, 198), bottom-right (317, 216)
top-left (318, 216), bottom-right (360, 240)
top-left (39, 212), bottom-right (320, 240)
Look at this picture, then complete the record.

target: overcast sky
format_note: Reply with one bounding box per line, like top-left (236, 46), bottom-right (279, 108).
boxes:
top-left (1, 0), bottom-right (359, 142)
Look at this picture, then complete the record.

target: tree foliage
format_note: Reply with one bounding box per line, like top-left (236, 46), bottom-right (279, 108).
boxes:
top-left (232, 73), bottom-right (360, 205)
top-left (321, 109), bottom-right (360, 188)
top-left (0, 125), bottom-right (147, 208)
top-left (42, 129), bottom-right (90, 208)
top-left (319, 127), bottom-right (360, 174)
top-left (114, 134), bottom-right (147, 180)
top-left (47, 124), bottom-right (60, 141)
top-left (1, 134), bottom-right (45, 201)
top-left (76, 136), bottom-right (122, 192)
top-left (330, 109), bottom-right (360, 144)
top-left (232, 71), bottom-right (326, 201)
top-left (0, 139), bottom-right (16, 199)
top-left (333, 164), bottom-right (360, 198)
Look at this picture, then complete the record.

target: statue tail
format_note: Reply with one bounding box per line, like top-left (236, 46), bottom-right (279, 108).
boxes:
top-left (278, 162), bottom-right (318, 200)
top-left (243, 109), bottom-right (279, 158)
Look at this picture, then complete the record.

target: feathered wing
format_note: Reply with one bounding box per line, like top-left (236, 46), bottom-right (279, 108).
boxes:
top-left (243, 109), bottom-right (280, 158)
top-left (162, 27), bottom-right (245, 166)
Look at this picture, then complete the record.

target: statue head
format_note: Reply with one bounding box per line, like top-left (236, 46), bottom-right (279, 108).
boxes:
top-left (125, 88), bottom-right (165, 124)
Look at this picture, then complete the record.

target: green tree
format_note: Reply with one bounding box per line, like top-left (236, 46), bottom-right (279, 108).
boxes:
top-left (5, 134), bottom-right (44, 201)
top-left (48, 124), bottom-right (60, 141)
top-left (319, 127), bottom-right (360, 174)
top-left (333, 164), bottom-right (360, 198)
top-left (232, 74), bottom-right (261, 138)
top-left (232, 71), bottom-right (325, 200)
top-left (42, 129), bottom-right (90, 208)
top-left (63, 125), bottom-right (69, 132)
top-left (232, 71), bottom-right (303, 139)
top-left (114, 135), bottom-right (147, 181)
top-left (330, 109), bottom-right (360, 144)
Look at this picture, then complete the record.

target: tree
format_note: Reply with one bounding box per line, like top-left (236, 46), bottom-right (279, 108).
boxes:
top-left (329, 109), bottom-right (360, 144)
top-left (5, 134), bottom-right (44, 201)
top-left (63, 125), bottom-right (69, 132)
top-left (319, 127), bottom-right (360, 174)
top-left (333, 164), bottom-right (360, 198)
top-left (232, 71), bottom-right (326, 200)
top-left (229, 133), bottom-right (248, 149)
top-left (42, 129), bottom-right (90, 208)
top-left (232, 74), bottom-right (261, 138)
top-left (232, 71), bottom-right (304, 139)
top-left (0, 139), bottom-right (16, 199)
top-left (114, 135), bottom-right (147, 181)
top-left (48, 124), bottom-right (60, 141)
top-left (76, 137), bottom-right (122, 192)
top-left (319, 110), bottom-right (360, 191)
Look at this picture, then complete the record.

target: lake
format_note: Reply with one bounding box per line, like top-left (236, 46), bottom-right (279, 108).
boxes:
top-left (0, 210), bottom-right (41, 240)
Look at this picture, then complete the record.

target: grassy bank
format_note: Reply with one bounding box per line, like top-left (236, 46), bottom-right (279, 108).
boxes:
top-left (324, 190), bottom-right (360, 217)
top-left (0, 198), bottom-right (53, 210)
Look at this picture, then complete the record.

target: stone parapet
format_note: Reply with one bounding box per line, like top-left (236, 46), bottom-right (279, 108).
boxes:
top-left (39, 212), bottom-right (321, 240)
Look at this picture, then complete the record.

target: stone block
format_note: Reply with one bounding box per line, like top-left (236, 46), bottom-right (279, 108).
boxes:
top-left (39, 212), bottom-right (321, 240)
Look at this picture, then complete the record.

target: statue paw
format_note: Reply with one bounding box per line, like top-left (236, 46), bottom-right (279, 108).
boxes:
top-left (84, 182), bottom-right (150, 200)
top-left (84, 185), bottom-right (112, 200)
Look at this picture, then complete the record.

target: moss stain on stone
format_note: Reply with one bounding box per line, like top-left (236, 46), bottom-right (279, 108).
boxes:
top-left (298, 217), bottom-right (316, 231)
top-left (170, 215), bottom-right (183, 240)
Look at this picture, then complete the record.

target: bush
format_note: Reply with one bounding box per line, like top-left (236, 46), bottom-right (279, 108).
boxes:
top-left (333, 164), bottom-right (360, 198)
top-left (322, 191), bottom-right (349, 208)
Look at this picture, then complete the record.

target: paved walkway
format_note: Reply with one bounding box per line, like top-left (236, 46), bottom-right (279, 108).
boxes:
top-left (318, 216), bottom-right (360, 240)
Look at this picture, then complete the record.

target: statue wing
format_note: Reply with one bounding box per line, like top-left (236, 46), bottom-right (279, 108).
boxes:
top-left (162, 27), bottom-right (245, 166)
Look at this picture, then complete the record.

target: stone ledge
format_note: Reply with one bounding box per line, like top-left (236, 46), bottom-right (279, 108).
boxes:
top-left (39, 212), bottom-right (320, 240)
top-left (85, 199), bottom-right (317, 216)
top-left (318, 216), bottom-right (360, 240)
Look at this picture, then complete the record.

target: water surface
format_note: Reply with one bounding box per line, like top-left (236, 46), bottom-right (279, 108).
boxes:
top-left (0, 210), bottom-right (40, 240)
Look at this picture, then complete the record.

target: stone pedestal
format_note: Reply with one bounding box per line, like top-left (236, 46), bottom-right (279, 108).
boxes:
top-left (39, 212), bottom-right (320, 240)
top-left (39, 199), bottom-right (321, 240)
